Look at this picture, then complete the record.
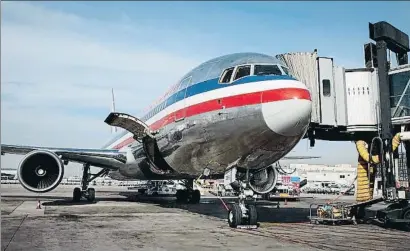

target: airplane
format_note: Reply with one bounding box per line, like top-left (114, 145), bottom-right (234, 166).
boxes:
top-left (1, 52), bottom-right (314, 228)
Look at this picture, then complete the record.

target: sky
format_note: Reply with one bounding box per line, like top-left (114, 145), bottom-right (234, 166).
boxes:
top-left (1, 1), bottom-right (410, 177)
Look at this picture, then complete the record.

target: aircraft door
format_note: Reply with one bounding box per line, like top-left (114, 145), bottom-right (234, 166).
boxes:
top-left (317, 57), bottom-right (337, 126)
top-left (174, 76), bottom-right (192, 121)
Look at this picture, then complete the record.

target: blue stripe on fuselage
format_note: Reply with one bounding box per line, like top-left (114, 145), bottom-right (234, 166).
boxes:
top-left (142, 75), bottom-right (295, 121)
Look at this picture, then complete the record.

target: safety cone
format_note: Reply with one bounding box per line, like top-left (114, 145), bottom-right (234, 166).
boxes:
top-left (284, 199), bottom-right (287, 205)
top-left (36, 200), bottom-right (42, 209)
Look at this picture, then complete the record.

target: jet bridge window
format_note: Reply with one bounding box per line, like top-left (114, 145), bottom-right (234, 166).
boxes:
top-left (322, 79), bottom-right (331, 97)
top-left (389, 70), bottom-right (410, 116)
top-left (254, 65), bottom-right (282, 76)
top-left (219, 67), bottom-right (234, 83)
top-left (233, 65), bottom-right (251, 81)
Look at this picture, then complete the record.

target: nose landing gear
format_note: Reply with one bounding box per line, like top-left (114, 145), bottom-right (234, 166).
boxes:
top-left (228, 203), bottom-right (258, 228)
top-left (227, 180), bottom-right (259, 228)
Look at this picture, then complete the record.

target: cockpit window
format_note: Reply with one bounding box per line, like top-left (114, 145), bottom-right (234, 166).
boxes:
top-left (281, 66), bottom-right (290, 75)
top-left (179, 76), bottom-right (192, 90)
top-left (254, 65), bottom-right (282, 76)
top-left (220, 67), bottom-right (234, 83)
top-left (233, 65), bottom-right (251, 81)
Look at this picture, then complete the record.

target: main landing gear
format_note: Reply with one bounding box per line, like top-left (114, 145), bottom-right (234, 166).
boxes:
top-left (175, 179), bottom-right (201, 204)
top-left (72, 163), bottom-right (110, 203)
top-left (227, 180), bottom-right (258, 228)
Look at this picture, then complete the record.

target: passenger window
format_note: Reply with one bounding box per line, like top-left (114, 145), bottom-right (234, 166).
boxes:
top-left (254, 65), bottom-right (282, 76)
top-left (220, 68), bottom-right (234, 83)
top-left (322, 79), bottom-right (331, 97)
top-left (233, 65), bottom-right (251, 81)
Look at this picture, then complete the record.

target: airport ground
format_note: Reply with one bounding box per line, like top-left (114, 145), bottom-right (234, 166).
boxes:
top-left (1, 184), bottom-right (410, 251)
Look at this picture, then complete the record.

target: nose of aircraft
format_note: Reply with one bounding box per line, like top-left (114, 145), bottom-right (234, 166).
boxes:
top-left (261, 84), bottom-right (312, 137)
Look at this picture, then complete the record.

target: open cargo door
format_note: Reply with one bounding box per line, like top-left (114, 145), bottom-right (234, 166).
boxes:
top-left (104, 112), bottom-right (154, 141)
top-left (104, 112), bottom-right (174, 174)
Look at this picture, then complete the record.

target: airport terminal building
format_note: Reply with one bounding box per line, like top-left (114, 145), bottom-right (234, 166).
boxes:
top-left (290, 164), bottom-right (357, 187)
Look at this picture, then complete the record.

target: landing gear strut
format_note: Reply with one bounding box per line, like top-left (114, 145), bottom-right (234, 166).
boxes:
top-left (72, 163), bottom-right (109, 202)
top-left (227, 180), bottom-right (258, 228)
top-left (175, 179), bottom-right (201, 204)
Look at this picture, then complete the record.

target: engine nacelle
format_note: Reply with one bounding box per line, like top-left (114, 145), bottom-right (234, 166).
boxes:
top-left (248, 165), bottom-right (278, 194)
top-left (18, 150), bottom-right (64, 193)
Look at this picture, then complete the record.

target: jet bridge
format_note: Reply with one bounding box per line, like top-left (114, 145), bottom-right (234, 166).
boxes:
top-left (276, 21), bottom-right (410, 229)
top-left (276, 50), bottom-right (410, 143)
top-left (275, 22), bottom-right (410, 171)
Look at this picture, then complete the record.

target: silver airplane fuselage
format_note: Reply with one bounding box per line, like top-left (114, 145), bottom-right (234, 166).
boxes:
top-left (104, 53), bottom-right (312, 180)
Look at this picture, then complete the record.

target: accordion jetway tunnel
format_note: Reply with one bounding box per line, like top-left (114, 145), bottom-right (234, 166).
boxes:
top-left (277, 21), bottom-right (410, 229)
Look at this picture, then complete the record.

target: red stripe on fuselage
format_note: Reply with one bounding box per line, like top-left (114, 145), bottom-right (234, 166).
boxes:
top-left (112, 88), bottom-right (310, 149)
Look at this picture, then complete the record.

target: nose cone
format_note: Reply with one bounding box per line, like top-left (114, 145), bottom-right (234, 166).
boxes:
top-left (261, 86), bottom-right (312, 137)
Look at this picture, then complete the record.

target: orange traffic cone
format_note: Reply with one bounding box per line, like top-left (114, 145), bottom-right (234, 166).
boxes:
top-left (36, 200), bottom-right (42, 209)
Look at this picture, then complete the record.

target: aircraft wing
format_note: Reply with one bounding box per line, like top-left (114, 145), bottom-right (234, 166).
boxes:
top-left (1, 144), bottom-right (126, 169)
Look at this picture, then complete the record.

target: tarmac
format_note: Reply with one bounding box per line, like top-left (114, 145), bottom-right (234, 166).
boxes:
top-left (2, 184), bottom-right (410, 251)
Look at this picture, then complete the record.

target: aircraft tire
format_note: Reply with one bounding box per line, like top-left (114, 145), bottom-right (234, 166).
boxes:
top-left (176, 190), bottom-right (188, 203)
top-left (228, 204), bottom-right (243, 228)
top-left (73, 187), bottom-right (82, 202)
top-left (402, 207), bottom-right (410, 231)
top-left (247, 204), bottom-right (258, 225)
top-left (87, 188), bottom-right (95, 202)
top-left (189, 190), bottom-right (201, 204)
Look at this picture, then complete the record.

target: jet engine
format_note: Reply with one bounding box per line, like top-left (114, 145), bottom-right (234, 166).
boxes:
top-left (17, 150), bottom-right (64, 193)
top-left (248, 165), bottom-right (278, 194)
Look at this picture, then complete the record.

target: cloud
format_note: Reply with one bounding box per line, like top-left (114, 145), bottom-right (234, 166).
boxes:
top-left (1, 2), bottom-right (204, 176)
top-left (1, 2), bottom-right (362, 177)
top-left (1, 2), bottom-right (201, 139)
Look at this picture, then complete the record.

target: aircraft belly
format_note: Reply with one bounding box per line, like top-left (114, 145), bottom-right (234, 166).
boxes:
top-left (156, 103), bottom-right (303, 177)
top-left (108, 170), bottom-right (139, 181)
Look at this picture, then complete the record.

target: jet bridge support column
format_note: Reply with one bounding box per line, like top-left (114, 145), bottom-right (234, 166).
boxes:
top-left (369, 21), bottom-right (410, 200)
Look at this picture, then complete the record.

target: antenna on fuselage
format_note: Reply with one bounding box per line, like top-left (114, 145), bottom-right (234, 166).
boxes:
top-left (111, 88), bottom-right (117, 134)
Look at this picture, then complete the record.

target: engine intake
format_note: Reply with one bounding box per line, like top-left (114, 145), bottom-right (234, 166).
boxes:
top-left (248, 165), bottom-right (278, 194)
top-left (18, 150), bottom-right (64, 193)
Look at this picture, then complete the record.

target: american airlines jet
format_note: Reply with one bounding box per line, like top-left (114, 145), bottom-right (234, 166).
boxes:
top-left (1, 52), bottom-right (313, 227)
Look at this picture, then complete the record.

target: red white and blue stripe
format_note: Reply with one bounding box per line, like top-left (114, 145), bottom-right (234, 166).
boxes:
top-left (105, 75), bottom-right (311, 150)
